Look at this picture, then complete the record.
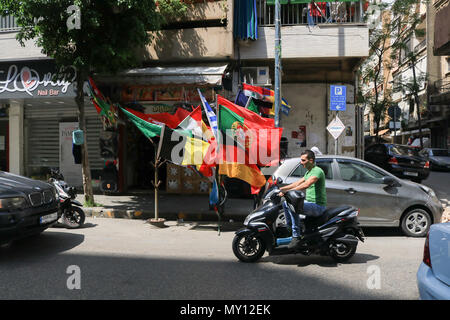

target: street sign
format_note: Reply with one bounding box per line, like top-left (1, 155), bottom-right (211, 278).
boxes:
top-left (389, 121), bottom-right (401, 129)
top-left (330, 85), bottom-right (347, 111)
top-left (388, 105), bottom-right (401, 119)
top-left (327, 116), bottom-right (345, 140)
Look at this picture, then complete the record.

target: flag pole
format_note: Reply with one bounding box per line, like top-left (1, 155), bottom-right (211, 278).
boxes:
top-left (148, 132), bottom-right (166, 228)
top-left (215, 93), bottom-right (222, 235)
top-left (274, 0), bottom-right (282, 128)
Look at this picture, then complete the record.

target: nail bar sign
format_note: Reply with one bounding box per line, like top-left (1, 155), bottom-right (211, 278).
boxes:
top-left (0, 64), bottom-right (76, 99)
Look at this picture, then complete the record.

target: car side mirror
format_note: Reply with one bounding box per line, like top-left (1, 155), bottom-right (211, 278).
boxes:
top-left (276, 177), bottom-right (283, 185)
top-left (382, 176), bottom-right (396, 186)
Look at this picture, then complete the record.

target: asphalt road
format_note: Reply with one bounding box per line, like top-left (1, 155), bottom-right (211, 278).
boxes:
top-left (0, 217), bottom-right (425, 300)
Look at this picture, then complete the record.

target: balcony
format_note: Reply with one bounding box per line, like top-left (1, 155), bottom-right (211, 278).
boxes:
top-left (0, 15), bottom-right (20, 32)
top-left (433, 0), bottom-right (450, 55)
top-left (258, 0), bottom-right (365, 26)
top-left (236, 1), bottom-right (369, 83)
top-left (430, 78), bottom-right (450, 106)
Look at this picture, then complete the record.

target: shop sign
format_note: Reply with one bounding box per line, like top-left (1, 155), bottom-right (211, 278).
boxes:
top-left (122, 85), bottom-right (214, 103)
top-left (0, 63), bottom-right (76, 99)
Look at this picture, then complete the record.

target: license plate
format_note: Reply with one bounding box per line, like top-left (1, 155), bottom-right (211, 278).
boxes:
top-left (40, 213), bottom-right (58, 224)
top-left (404, 171), bottom-right (418, 177)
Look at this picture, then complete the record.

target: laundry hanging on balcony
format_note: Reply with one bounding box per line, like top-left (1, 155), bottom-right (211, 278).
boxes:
top-left (234, 0), bottom-right (258, 40)
top-left (266, 0), bottom-right (360, 4)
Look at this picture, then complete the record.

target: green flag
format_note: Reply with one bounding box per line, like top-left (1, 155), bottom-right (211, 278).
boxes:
top-left (247, 98), bottom-right (259, 114)
top-left (120, 107), bottom-right (161, 139)
top-left (219, 104), bottom-right (245, 131)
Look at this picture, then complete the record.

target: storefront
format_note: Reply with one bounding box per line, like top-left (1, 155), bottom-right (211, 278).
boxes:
top-left (0, 60), bottom-right (103, 186)
top-left (96, 63), bottom-right (230, 193)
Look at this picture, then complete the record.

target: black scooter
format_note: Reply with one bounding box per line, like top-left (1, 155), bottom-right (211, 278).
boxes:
top-left (232, 178), bottom-right (365, 263)
top-left (48, 169), bottom-right (85, 229)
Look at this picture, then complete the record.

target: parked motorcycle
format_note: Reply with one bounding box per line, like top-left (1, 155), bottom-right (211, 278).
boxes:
top-left (232, 178), bottom-right (365, 263)
top-left (48, 169), bottom-right (85, 229)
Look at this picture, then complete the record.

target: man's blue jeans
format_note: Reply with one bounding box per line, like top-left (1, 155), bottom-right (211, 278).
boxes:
top-left (283, 201), bottom-right (326, 238)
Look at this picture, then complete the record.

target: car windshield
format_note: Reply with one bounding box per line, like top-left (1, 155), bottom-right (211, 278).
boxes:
top-left (390, 145), bottom-right (419, 156)
top-left (431, 149), bottom-right (449, 156)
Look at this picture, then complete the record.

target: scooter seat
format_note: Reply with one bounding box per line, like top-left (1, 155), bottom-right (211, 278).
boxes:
top-left (323, 206), bottom-right (353, 221)
top-left (305, 206), bottom-right (353, 229)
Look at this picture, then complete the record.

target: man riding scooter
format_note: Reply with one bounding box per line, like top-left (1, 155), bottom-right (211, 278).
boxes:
top-left (279, 150), bottom-right (327, 249)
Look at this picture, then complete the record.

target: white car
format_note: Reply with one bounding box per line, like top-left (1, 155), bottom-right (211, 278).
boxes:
top-left (416, 222), bottom-right (450, 299)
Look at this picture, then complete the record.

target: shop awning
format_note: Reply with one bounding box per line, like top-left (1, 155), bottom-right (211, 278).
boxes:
top-left (108, 64), bottom-right (229, 86)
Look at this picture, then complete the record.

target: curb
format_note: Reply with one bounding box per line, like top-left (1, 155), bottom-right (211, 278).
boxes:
top-left (82, 207), bottom-right (246, 222)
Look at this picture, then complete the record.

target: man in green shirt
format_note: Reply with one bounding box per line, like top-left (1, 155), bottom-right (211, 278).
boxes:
top-left (279, 150), bottom-right (327, 248)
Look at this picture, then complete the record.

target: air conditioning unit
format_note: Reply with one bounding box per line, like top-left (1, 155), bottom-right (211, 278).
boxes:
top-left (241, 67), bottom-right (271, 86)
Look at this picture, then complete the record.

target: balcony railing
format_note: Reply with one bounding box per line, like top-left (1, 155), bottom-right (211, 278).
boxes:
top-left (0, 15), bottom-right (20, 32)
top-left (434, 79), bottom-right (450, 94)
top-left (257, 0), bottom-right (365, 26)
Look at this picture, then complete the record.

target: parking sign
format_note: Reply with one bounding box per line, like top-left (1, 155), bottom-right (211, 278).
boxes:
top-left (330, 85), bottom-right (346, 111)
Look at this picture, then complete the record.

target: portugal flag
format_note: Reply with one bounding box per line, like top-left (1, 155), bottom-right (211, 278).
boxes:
top-left (217, 95), bottom-right (282, 167)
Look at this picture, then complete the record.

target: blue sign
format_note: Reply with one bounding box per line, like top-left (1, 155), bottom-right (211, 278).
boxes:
top-left (330, 85), bottom-right (346, 111)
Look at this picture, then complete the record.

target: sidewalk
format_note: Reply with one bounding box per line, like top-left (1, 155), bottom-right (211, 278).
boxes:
top-left (76, 191), bottom-right (450, 223)
top-left (76, 191), bottom-right (254, 222)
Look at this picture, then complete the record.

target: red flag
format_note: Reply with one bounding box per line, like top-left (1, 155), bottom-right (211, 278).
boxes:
top-left (217, 95), bottom-right (282, 166)
top-left (124, 107), bottom-right (190, 128)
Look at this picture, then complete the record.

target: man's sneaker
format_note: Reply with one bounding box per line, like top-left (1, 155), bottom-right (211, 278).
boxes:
top-left (288, 236), bottom-right (305, 249)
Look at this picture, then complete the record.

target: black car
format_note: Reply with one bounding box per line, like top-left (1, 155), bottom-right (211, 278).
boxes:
top-left (0, 171), bottom-right (59, 244)
top-left (364, 143), bottom-right (430, 183)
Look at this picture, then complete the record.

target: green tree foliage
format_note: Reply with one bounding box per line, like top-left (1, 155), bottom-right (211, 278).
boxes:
top-left (359, 0), bottom-right (426, 143)
top-left (0, 0), bottom-right (187, 203)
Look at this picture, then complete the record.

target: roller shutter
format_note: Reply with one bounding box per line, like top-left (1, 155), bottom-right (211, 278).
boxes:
top-left (24, 104), bottom-right (104, 171)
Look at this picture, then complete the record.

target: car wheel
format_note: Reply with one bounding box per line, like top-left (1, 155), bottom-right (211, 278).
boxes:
top-left (401, 208), bottom-right (431, 237)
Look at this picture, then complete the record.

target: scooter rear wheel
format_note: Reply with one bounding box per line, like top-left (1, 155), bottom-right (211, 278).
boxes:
top-left (232, 233), bottom-right (266, 263)
top-left (62, 206), bottom-right (85, 229)
top-left (329, 241), bottom-right (357, 263)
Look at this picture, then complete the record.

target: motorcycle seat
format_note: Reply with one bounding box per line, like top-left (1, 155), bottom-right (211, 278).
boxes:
top-left (323, 206), bottom-right (353, 221)
top-left (305, 206), bottom-right (353, 229)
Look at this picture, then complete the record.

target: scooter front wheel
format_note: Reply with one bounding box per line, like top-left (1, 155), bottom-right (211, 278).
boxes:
top-left (232, 233), bottom-right (266, 263)
top-left (62, 206), bottom-right (85, 229)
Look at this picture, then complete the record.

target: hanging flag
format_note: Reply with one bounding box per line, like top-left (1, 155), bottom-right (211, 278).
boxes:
top-left (242, 83), bottom-right (292, 116)
top-left (234, 90), bottom-right (249, 108)
top-left (177, 105), bottom-right (204, 139)
top-left (120, 107), bottom-right (162, 139)
top-left (198, 88), bottom-right (218, 139)
top-left (156, 124), bottom-right (216, 179)
top-left (217, 95), bottom-right (282, 167)
top-left (124, 107), bottom-right (190, 129)
top-left (87, 84), bottom-right (118, 128)
top-left (246, 97), bottom-right (260, 114)
top-left (209, 178), bottom-right (219, 209)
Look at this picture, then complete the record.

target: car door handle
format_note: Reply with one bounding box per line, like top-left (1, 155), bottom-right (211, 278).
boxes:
top-left (345, 188), bottom-right (357, 194)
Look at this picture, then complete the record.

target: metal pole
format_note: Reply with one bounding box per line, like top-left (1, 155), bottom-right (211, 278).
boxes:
top-left (274, 0), bottom-right (282, 128)
top-left (394, 106), bottom-right (397, 141)
top-left (154, 150), bottom-right (159, 220)
top-left (335, 112), bottom-right (338, 155)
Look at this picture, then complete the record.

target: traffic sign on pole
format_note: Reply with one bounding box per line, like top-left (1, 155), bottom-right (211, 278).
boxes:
top-left (327, 116), bottom-right (345, 140)
top-left (330, 85), bottom-right (347, 111)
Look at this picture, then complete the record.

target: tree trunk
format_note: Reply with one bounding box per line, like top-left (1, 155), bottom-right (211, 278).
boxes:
top-left (75, 72), bottom-right (95, 205)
